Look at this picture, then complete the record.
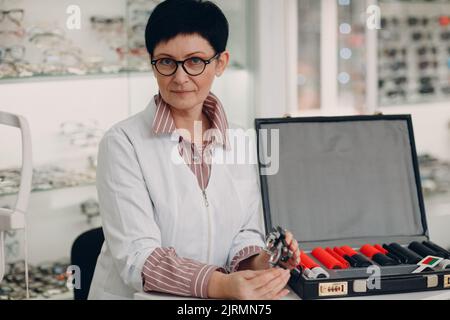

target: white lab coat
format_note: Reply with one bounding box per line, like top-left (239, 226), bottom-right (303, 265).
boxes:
top-left (88, 98), bottom-right (266, 299)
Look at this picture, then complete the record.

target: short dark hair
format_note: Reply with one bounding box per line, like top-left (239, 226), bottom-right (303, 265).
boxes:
top-left (145, 0), bottom-right (229, 56)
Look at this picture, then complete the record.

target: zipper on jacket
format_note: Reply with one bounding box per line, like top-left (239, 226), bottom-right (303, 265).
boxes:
top-left (202, 189), bottom-right (212, 263)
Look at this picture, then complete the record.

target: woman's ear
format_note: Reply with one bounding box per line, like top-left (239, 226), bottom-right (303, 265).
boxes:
top-left (215, 51), bottom-right (230, 77)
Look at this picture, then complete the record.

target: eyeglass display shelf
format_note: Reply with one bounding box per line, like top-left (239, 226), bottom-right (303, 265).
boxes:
top-left (0, 166), bottom-right (96, 198)
top-left (379, 95), bottom-right (450, 108)
top-left (1, 287), bottom-right (74, 301)
top-left (376, 0), bottom-right (450, 107)
top-left (0, 181), bottom-right (96, 198)
top-left (1, 259), bottom-right (75, 300)
top-left (0, 62), bottom-right (246, 84)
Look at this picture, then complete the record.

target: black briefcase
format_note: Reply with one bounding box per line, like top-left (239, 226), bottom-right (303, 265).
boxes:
top-left (255, 115), bottom-right (450, 299)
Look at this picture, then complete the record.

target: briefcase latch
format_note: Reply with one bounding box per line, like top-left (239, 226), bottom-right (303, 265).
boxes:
top-left (425, 275), bottom-right (438, 288)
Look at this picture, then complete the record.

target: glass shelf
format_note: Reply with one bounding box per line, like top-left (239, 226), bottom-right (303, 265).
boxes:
top-left (0, 165), bottom-right (96, 197)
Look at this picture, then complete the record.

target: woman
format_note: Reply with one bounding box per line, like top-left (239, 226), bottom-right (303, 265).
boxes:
top-left (89, 0), bottom-right (300, 300)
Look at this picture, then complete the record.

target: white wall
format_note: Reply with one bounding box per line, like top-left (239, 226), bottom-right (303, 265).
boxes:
top-left (0, 75), bottom-right (130, 169)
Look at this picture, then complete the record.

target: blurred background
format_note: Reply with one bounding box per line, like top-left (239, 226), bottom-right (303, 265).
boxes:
top-left (0, 0), bottom-right (450, 299)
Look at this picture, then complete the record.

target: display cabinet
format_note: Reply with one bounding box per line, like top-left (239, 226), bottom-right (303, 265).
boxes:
top-left (0, 0), bottom-right (250, 80)
top-left (377, 0), bottom-right (450, 106)
top-left (296, 0), bottom-right (450, 111)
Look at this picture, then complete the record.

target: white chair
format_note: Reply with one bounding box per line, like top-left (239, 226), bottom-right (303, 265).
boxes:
top-left (0, 111), bottom-right (32, 282)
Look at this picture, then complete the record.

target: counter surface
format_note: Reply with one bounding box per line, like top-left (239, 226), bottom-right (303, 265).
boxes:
top-left (134, 287), bottom-right (450, 300)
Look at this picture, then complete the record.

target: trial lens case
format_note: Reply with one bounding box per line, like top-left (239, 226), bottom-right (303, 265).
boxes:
top-left (255, 115), bottom-right (450, 299)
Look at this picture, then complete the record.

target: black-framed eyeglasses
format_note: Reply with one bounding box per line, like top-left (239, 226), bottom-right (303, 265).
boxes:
top-left (0, 9), bottom-right (24, 26)
top-left (151, 53), bottom-right (221, 76)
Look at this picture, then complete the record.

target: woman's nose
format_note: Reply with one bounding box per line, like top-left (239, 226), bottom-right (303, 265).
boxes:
top-left (172, 65), bottom-right (190, 84)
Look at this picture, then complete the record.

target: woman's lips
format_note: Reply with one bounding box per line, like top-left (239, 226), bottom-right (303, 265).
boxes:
top-left (172, 90), bottom-right (194, 95)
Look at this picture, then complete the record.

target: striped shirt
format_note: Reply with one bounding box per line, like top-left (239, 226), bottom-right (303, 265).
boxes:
top-left (141, 93), bottom-right (263, 298)
top-left (152, 92), bottom-right (229, 190)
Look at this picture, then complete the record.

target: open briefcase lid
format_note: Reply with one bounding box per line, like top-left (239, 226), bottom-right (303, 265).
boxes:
top-left (255, 115), bottom-right (429, 251)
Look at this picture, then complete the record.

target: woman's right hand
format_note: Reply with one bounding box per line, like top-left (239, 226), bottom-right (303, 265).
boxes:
top-left (209, 268), bottom-right (291, 300)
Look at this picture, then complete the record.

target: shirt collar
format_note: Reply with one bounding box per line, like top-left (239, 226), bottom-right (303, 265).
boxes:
top-left (152, 92), bottom-right (230, 150)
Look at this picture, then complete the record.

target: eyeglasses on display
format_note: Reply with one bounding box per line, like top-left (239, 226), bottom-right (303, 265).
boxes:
top-left (0, 9), bottom-right (24, 26)
top-left (0, 45), bottom-right (25, 61)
